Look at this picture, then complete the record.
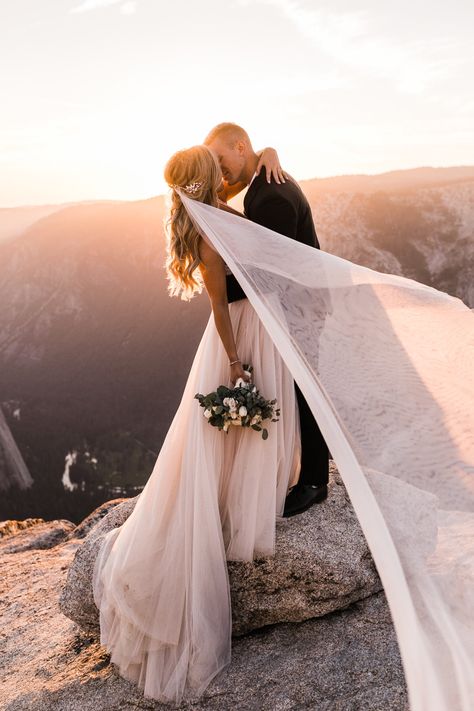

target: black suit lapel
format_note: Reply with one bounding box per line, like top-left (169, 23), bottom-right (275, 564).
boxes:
top-left (243, 172), bottom-right (266, 216)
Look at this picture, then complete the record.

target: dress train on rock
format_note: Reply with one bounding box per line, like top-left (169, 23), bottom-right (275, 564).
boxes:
top-left (92, 295), bottom-right (302, 703)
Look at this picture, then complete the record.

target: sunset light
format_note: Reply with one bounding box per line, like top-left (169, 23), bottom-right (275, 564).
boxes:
top-left (2, 1), bottom-right (473, 206)
top-left (2, 3), bottom-right (474, 708)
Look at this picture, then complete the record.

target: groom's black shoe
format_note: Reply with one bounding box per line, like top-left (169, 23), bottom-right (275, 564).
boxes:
top-left (283, 483), bottom-right (328, 518)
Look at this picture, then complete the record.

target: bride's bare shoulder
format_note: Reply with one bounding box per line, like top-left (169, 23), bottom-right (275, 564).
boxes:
top-left (197, 235), bottom-right (222, 269)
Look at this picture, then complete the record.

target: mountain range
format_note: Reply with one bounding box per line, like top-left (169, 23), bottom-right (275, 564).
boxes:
top-left (1, 165), bottom-right (473, 521)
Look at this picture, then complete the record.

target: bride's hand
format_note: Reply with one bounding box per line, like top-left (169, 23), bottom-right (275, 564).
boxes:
top-left (256, 147), bottom-right (287, 185)
top-left (230, 362), bottom-right (251, 386)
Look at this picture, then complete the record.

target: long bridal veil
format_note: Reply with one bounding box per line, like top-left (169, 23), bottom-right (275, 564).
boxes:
top-left (180, 193), bottom-right (474, 711)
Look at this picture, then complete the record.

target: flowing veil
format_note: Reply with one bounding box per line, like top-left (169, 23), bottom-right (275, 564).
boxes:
top-left (179, 192), bottom-right (474, 711)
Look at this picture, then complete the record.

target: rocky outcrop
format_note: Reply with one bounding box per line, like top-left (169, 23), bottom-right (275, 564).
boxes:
top-left (65, 497), bottom-right (131, 540)
top-left (0, 517), bottom-right (44, 538)
top-left (59, 465), bottom-right (383, 637)
top-left (58, 496), bottom-right (137, 632)
top-left (228, 467), bottom-right (382, 634)
top-left (0, 518), bottom-right (75, 553)
top-left (1, 462), bottom-right (408, 710)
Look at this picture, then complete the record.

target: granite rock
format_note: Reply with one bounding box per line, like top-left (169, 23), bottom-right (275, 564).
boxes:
top-left (0, 522), bottom-right (407, 710)
top-left (0, 518), bottom-right (75, 553)
top-left (58, 497), bottom-right (136, 632)
top-left (0, 460), bottom-right (407, 710)
top-left (65, 497), bottom-right (135, 541)
top-left (59, 462), bottom-right (383, 636)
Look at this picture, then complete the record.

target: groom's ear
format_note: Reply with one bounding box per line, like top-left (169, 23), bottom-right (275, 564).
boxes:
top-left (235, 140), bottom-right (246, 155)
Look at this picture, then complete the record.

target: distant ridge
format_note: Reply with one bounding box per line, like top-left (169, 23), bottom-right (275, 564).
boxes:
top-left (0, 200), bottom-right (126, 244)
top-left (2, 166), bottom-right (474, 218)
top-left (0, 204), bottom-right (76, 244)
top-left (300, 166), bottom-right (474, 194)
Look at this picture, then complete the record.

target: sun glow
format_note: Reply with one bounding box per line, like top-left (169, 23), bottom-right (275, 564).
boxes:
top-left (1, 1), bottom-right (473, 206)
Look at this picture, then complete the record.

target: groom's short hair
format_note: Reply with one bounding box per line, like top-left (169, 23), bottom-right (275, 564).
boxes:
top-left (204, 122), bottom-right (252, 149)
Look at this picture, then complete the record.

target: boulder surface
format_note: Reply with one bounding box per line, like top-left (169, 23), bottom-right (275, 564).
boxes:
top-left (0, 462), bottom-right (408, 710)
top-left (60, 463), bottom-right (383, 636)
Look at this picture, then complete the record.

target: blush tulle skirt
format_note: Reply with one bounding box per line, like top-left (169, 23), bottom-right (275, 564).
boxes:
top-left (92, 296), bottom-right (302, 704)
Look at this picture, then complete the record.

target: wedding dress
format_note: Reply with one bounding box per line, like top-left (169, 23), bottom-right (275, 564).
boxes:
top-left (93, 194), bottom-right (474, 710)
top-left (92, 257), bottom-right (302, 702)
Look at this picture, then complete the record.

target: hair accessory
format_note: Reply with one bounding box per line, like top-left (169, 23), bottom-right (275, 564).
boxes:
top-left (173, 181), bottom-right (203, 195)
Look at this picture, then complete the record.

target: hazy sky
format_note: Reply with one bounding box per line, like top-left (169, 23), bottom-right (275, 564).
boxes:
top-left (2, 0), bottom-right (473, 206)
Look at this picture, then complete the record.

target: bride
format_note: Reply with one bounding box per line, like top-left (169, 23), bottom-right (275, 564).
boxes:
top-left (92, 144), bottom-right (304, 703)
top-left (92, 144), bottom-right (474, 710)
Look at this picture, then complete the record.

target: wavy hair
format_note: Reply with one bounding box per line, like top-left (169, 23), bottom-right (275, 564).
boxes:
top-left (163, 145), bottom-right (222, 301)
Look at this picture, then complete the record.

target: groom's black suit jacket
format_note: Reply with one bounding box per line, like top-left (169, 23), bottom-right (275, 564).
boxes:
top-left (226, 170), bottom-right (320, 302)
top-left (244, 170), bottom-right (320, 248)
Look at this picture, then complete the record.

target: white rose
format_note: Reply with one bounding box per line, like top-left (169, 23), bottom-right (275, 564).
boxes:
top-left (236, 374), bottom-right (252, 389)
top-left (239, 406), bottom-right (247, 417)
top-left (204, 408), bottom-right (212, 419)
top-left (228, 398), bottom-right (237, 411)
top-left (223, 397), bottom-right (230, 406)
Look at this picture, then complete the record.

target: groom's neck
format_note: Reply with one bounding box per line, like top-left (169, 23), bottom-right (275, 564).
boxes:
top-left (241, 152), bottom-right (259, 185)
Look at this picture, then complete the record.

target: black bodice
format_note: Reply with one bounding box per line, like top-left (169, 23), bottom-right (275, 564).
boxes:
top-left (225, 272), bottom-right (247, 303)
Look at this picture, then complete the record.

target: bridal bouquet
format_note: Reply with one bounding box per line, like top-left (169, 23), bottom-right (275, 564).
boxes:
top-left (194, 363), bottom-right (280, 440)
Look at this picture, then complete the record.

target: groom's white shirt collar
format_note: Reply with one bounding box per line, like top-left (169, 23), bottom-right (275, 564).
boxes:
top-left (248, 171), bottom-right (257, 188)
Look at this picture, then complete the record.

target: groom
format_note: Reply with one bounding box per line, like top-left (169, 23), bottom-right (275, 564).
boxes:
top-left (204, 122), bottom-right (329, 517)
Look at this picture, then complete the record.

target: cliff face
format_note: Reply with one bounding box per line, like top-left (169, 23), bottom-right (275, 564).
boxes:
top-left (309, 180), bottom-right (474, 308)
top-left (0, 463), bottom-right (409, 710)
top-left (0, 196), bottom-right (211, 503)
top-left (0, 405), bottom-right (33, 491)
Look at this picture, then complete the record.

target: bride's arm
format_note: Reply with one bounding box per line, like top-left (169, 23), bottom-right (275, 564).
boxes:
top-left (255, 146), bottom-right (286, 185)
top-left (217, 147), bottom-right (285, 203)
top-left (198, 238), bottom-right (251, 385)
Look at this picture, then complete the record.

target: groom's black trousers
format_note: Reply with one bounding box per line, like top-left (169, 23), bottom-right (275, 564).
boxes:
top-left (226, 275), bottom-right (330, 489)
top-left (293, 380), bottom-right (329, 487)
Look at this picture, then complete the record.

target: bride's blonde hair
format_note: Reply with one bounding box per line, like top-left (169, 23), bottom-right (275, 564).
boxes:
top-left (163, 145), bottom-right (222, 301)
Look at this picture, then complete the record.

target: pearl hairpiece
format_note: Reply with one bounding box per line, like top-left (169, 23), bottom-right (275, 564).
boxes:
top-left (173, 181), bottom-right (203, 195)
